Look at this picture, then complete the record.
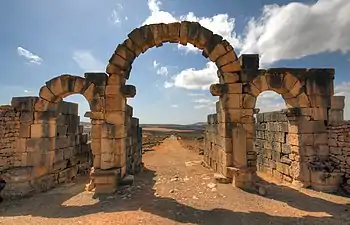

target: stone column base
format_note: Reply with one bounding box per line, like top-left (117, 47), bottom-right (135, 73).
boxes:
top-left (89, 168), bottom-right (121, 194)
top-left (229, 167), bottom-right (256, 191)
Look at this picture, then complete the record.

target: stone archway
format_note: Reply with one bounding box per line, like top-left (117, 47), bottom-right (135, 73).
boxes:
top-left (238, 66), bottom-right (334, 189)
top-left (38, 74), bottom-right (103, 169)
top-left (103, 21), bottom-right (243, 189)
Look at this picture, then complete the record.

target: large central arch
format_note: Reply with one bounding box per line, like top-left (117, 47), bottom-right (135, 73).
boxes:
top-left (103, 21), bottom-right (246, 188)
top-left (106, 21), bottom-right (241, 81)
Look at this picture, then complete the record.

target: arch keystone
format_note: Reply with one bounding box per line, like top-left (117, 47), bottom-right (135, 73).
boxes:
top-left (167, 22), bottom-right (181, 43)
top-left (149, 23), bottom-right (165, 47)
top-left (179, 21), bottom-right (191, 45)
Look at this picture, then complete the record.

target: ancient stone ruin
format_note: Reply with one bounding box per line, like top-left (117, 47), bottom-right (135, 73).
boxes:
top-left (0, 21), bottom-right (349, 198)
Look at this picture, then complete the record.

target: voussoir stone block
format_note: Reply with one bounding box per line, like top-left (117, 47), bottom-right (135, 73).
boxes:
top-left (115, 44), bottom-right (136, 63)
top-left (82, 83), bottom-right (96, 102)
top-left (59, 74), bottom-right (78, 98)
top-left (109, 53), bottom-right (132, 72)
top-left (219, 60), bottom-right (241, 73)
top-left (167, 22), bottom-right (181, 43)
top-left (45, 76), bottom-right (64, 98)
top-left (39, 86), bottom-right (58, 103)
top-left (194, 26), bottom-right (213, 50)
top-left (187, 22), bottom-right (201, 44)
top-left (179, 21), bottom-right (191, 45)
top-left (216, 50), bottom-right (238, 68)
top-left (202, 34), bottom-right (222, 58)
top-left (209, 40), bottom-right (233, 62)
top-left (149, 23), bottom-right (165, 47)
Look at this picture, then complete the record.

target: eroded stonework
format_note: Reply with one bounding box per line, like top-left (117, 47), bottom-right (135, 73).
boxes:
top-left (0, 21), bottom-right (348, 198)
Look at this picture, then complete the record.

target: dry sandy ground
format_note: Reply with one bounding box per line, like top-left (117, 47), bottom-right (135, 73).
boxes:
top-left (0, 136), bottom-right (350, 225)
top-left (142, 127), bottom-right (196, 132)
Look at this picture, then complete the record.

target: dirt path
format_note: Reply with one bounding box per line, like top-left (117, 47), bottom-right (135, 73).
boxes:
top-left (0, 136), bottom-right (350, 225)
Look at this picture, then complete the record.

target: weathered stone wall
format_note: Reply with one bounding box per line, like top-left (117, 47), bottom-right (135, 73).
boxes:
top-left (255, 107), bottom-right (350, 193)
top-left (255, 111), bottom-right (292, 183)
top-left (1, 98), bottom-right (92, 198)
top-left (326, 122), bottom-right (350, 193)
top-left (204, 113), bottom-right (233, 178)
top-left (126, 106), bottom-right (142, 175)
top-left (0, 106), bottom-right (20, 173)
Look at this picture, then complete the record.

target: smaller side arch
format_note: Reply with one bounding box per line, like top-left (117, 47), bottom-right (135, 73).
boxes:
top-left (38, 74), bottom-right (102, 106)
top-left (243, 70), bottom-right (310, 109)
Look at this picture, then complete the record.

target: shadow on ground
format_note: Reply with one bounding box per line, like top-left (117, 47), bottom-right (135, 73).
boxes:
top-left (0, 167), bottom-right (349, 225)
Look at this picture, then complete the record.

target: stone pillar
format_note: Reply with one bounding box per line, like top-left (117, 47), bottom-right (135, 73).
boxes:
top-left (211, 69), bottom-right (254, 188)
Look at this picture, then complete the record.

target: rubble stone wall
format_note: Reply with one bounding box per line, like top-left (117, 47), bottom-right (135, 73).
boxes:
top-left (1, 98), bottom-right (92, 199)
top-left (125, 105), bottom-right (142, 176)
top-left (0, 106), bottom-right (20, 173)
top-left (255, 111), bottom-right (293, 183)
top-left (327, 122), bottom-right (350, 192)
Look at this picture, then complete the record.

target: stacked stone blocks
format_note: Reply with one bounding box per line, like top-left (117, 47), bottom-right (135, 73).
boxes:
top-left (0, 97), bottom-right (91, 198)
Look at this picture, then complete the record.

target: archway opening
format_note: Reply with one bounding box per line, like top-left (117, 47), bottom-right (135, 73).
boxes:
top-left (51, 93), bottom-right (93, 185)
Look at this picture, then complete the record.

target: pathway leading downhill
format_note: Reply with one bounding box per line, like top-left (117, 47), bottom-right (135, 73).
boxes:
top-left (0, 136), bottom-right (349, 225)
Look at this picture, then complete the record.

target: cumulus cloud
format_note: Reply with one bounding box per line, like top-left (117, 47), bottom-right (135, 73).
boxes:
top-left (240, 0), bottom-right (350, 65)
top-left (143, 0), bottom-right (240, 54)
top-left (164, 62), bottom-right (218, 90)
top-left (170, 104), bottom-right (179, 108)
top-left (17, 47), bottom-right (43, 65)
top-left (255, 91), bottom-right (286, 112)
top-left (144, 0), bottom-right (350, 90)
top-left (72, 50), bottom-right (105, 72)
top-left (153, 60), bottom-right (169, 76)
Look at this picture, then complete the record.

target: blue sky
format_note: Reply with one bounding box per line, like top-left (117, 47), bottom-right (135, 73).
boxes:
top-left (1, 0), bottom-right (350, 124)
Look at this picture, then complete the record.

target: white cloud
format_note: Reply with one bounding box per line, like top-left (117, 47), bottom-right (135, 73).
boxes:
top-left (24, 89), bottom-right (33, 94)
top-left (72, 50), bottom-right (105, 72)
top-left (164, 62), bottom-right (218, 90)
top-left (109, 3), bottom-right (124, 25)
top-left (188, 93), bottom-right (205, 97)
top-left (153, 60), bottom-right (169, 76)
top-left (17, 47), bottom-right (43, 65)
top-left (153, 60), bottom-right (160, 68)
top-left (143, 0), bottom-right (241, 54)
top-left (192, 98), bottom-right (212, 104)
top-left (144, 0), bottom-right (350, 91)
top-left (256, 91), bottom-right (286, 112)
top-left (157, 66), bottom-right (168, 76)
top-left (171, 104), bottom-right (179, 108)
top-left (240, 0), bottom-right (350, 65)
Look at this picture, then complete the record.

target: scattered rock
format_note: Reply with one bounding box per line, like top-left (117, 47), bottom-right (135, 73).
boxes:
top-left (169, 189), bottom-right (175, 193)
top-left (211, 188), bottom-right (217, 192)
top-left (119, 175), bottom-right (134, 186)
top-left (192, 196), bottom-right (198, 200)
top-left (207, 183), bottom-right (217, 189)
